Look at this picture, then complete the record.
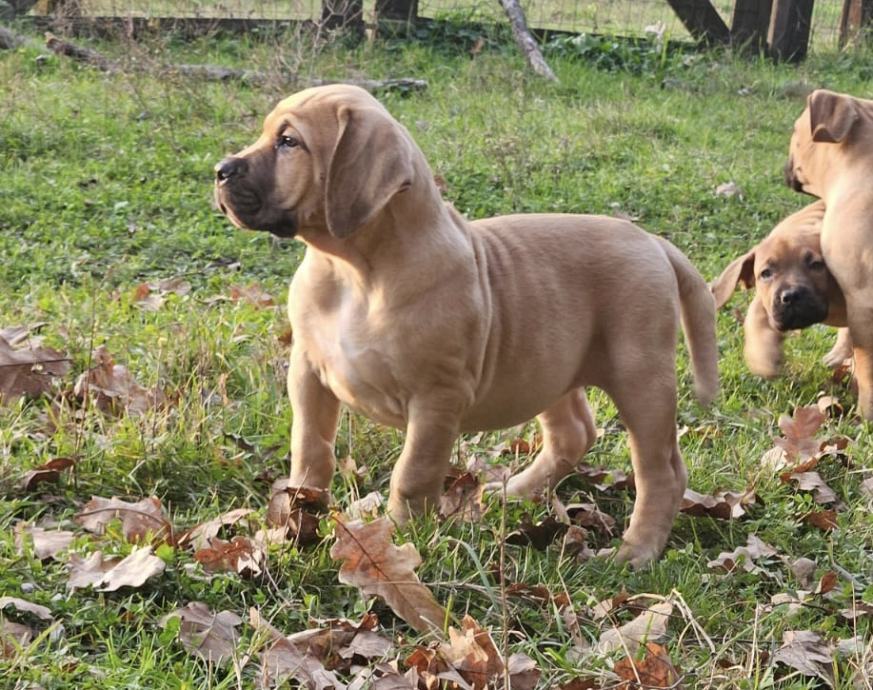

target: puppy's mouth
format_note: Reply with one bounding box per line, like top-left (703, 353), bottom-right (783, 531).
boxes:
top-left (214, 183), bottom-right (297, 238)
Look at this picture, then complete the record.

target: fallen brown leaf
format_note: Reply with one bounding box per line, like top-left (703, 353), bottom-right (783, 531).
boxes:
top-left (177, 508), bottom-right (254, 551)
top-left (439, 472), bottom-right (486, 522)
top-left (591, 590), bottom-right (632, 621)
top-left (266, 481), bottom-right (328, 545)
top-left (194, 536), bottom-right (264, 577)
top-left (506, 515), bottom-right (567, 550)
top-left (774, 406), bottom-right (826, 462)
top-left (1, 618), bottom-right (33, 659)
top-left (75, 495), bottom-right (173, 544)
top-left (67, 547), bottom-right (165, 591)
top-left (16, 525), bottom-right (75, 560)
top-left (20, 457), bottom-right (75, 491)
top-left (505, 583), bottom-right (571, 609)
top-left (331, 516), bottom-right (446, 634)
top-left (575, 464), bottom-right (634, 492)
top-left (595, 601), bottom-right (673, 654)
top-left (0, 333), bottom-right (71, 403)
top-left (347, 491), bottom-right (384, 520)
top-left (440, 615), bottom-right (504, 689)
top-left (817, 395), bottom-right (844, 418)
top-left (229, 284), bottom-right (275, 309)
top-left (780, 470), bottom-right (838, 504)
top-left (680, 488), bottom-right (758, 519)
top-left (249, 608), bottom-right (348, 688)
top-left (565, 502), bottom-right (616, 533)
top-left (0, 597), bottom-right (52, 621)
top-left (614, 642), bottom-right (680, 689)
top-left (772, 630), bottom-right (834, 684)
top-left (805, 509), bottom-right (838, 531)
top-left (562, 525), bottom-right (596, 562)
top-left (707, 534), bottom-right (778, 574)
top-left (74, 346), bottom-right (166, 415)
top-left (557, 680), bottom-right (599, 690)
top-left (162, 602), bottom-right (242, 667)
top-left (815, 570), bottom-right (839, 595)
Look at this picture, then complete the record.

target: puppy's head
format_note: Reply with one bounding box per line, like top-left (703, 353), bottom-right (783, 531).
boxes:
top-left (711, 204), bottom-right (833, 331)
top-left (784, 89), bottom-right (861, 196)
top-left (215, 84), bottom-right (418, 239)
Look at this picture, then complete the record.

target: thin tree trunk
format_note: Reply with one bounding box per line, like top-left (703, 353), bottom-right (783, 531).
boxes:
top-left (497, 0), bottom-right (557, 82)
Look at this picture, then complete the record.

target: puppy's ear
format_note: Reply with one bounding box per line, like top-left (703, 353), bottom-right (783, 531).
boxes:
top-left (710, 251), bottom-right (756, 309)
top-left (808, 90), bottom-right (859, 144)
top-left (325, 106), bottom-right (415, 238)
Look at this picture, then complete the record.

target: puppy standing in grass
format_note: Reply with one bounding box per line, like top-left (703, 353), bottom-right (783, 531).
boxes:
top-left (711, 201), bottom-right (849, 377)
top-left (785, 89), bottom-right (873, 418)
top-left (215, 85), bottom-right (718, 566)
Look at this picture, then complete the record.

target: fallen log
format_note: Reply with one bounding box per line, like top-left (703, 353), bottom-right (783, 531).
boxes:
top-left (0, 23), bottom-right (44, 50)
top-left (44, 32), bottom-right (427, 92)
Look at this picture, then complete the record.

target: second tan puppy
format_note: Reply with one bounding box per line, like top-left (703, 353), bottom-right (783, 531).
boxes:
top-left (214, 85), bottom-right (718, 567)
top-left (785, 89), bottom-right (873, 417)
top-left (712, 201), bottom-right (849, 377)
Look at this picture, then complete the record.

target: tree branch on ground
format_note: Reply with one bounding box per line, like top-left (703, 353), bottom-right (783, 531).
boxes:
top-left (497, 0), bottom-right (558, 81)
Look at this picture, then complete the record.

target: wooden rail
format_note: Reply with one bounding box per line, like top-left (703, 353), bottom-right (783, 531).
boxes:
top-left (5, 1), bottom-right (873, 62)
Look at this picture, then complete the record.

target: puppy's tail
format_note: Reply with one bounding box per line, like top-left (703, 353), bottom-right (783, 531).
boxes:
top-left (657, 237), bottom-right (719, 406)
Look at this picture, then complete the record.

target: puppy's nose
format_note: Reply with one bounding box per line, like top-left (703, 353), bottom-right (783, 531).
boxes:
top-left (215, 157), bottom-right (248, 182)
top-left (779, 287), bottom-right (805, 305)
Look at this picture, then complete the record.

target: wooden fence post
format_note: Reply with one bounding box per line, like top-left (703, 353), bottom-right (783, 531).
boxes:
top-left (731, 0), bottom-right (773, 50)
top-left (664, 0), bottom-right (731, 44)
top-left (321, 0), bottom-right (364, 32)
top-left (768, 0), bottom-right (814, 61)
top-left (839, 0), bottom-right (873, 46)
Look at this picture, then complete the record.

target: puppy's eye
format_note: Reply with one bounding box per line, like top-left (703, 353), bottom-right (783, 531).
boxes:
top-left (759, 268), bottom-right (773, 280)
top-left (277, 135), bottom-right (300, 149)
top-left (809, 259), bottom-right (826, 271)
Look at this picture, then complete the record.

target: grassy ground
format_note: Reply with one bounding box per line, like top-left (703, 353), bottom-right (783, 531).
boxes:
top-left (1, 25), bottom-right (871, 689)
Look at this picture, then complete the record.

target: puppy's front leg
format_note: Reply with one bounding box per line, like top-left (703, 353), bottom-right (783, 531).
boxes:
top-left (288, 345), bottom-right (342, 490)
top-left (743, 296), bottom-right (784, 378)
top-left (388, 402), bottom-right (460, 524)
top-left (823, 327), bottom-right (853, 368)
top-left (847, 304), bottom-right (873, 419)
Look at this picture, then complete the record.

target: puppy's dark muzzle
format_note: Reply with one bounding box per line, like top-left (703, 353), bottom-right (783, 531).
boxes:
top-left (772, 286), bottom-right (829, 330)
top-left (783, 157), bottom-right (808, 194)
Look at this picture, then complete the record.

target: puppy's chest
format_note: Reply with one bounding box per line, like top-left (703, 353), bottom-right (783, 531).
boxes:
top-left (296, 310), bottom-right (407, 427)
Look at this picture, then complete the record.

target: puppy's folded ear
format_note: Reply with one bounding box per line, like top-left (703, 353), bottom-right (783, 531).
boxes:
top-left (808, 90), bottom-right (859, 144)
top-left (710, 251), bottom-right (755, 309)
top-left (325, 105), bottom-right (415, 238)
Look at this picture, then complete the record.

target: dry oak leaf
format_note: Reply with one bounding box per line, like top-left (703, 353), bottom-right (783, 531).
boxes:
top-left (330, 516), bottom-right (447, 634)
top-left (805, 509), bottom-right (838, 531)
top-left (266, 481), bottom-right (328, 545)
top-left (74, 346), bottom-right (166, 416)
top-left (177, 508), bottom-right (254, 551)
top-left (249, 608), bottom-right (346, 689)
top-left (439, 616), bottom-right (513, 690)
top-left (20, 456), bottom-right (75, 491)
top-left (575, 463), bottom-right (635, 492)
top-left (347, 491), bottom-right (384, 520)
top-left (1, 619), bottom-right (34, 659)
top-left (16, 525), bottom-right (75, 561)
top-left (680, 488), bottom-right (758, 519)
top-left (162, 602), bottom-right (242, 668)
top-left (772, 630), bottom-right (835, 684)
top-left (0, 333), bottom-right (71, 403)
top-left (781, 471), bottom-right (838, 504)
top-left (595, 601), bottom-right (673, 655)
top-left (614, 642), bottom-right (681, 689)
top-left (194, 536), bottom-right (264, 577)
top-left (75, 495), bottom-right (173, 544)
top-left (707, 534), bottom-right (778, 574)
top-left (67, 547), bottom-right (165, 591)
top-left (506, 515), bottom-right (567, 550)
top-left (439, 472), bottom-right (486, 522)
top-left (0, 597), bottom-right (52, 621)
top-left (774, 406), bottom-right (826, 462)
top-left (505, 583), bottom-right (571, 609)
top-left (229, 283), bottom-right (276, 309)
top-left (565, 502), bottom-right (616, 533)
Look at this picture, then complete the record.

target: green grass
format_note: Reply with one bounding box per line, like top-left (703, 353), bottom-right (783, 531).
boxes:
top-left (1, 27), bottom-right (872, 689)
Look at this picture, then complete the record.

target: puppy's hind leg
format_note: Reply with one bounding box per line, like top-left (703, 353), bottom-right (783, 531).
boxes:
top-left (606, 363), bottom-right (686, 568)
top-left (500, 389), bottom-right (597, 499)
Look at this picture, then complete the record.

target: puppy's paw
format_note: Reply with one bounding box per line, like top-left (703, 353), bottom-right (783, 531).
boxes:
top-left (614, 541), bottom-right (661, 569)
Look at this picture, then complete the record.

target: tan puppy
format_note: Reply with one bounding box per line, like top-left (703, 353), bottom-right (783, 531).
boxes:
top-left (785, 89), bottom-right (873, 417)
top-left (214, 85), bottom-right (718, 567)
top-left (712, 201), bottom-right (849, 377)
